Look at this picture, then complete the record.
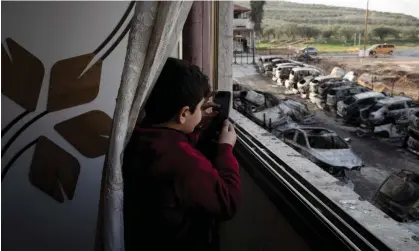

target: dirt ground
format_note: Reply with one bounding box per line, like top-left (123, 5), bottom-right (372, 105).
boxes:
top-left (315, 56), bottom-right (419, 100)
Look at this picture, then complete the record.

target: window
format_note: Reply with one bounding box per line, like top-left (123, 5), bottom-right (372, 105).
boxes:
top-left (296, 133), bottom-right (307, 146)
top-left (357, 98), bottom-right (372, 106)
top-left (344, 96), bottom-right (356, 105)
top-left (284, 130), bottom-right (295, 140)
top-left (388, 103), bottom-right (405, 111)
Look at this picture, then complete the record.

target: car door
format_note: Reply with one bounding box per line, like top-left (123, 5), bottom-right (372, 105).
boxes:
top-left (375, 45), bottom-right (383, 54)
top-left (292, 131), bottom-right (310, 157)
top-left (405, 101), bottom-right (419, 122)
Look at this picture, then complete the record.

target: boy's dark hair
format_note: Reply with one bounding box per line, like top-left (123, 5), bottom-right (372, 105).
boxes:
top-left (144, 57), bottom-right (211, 125)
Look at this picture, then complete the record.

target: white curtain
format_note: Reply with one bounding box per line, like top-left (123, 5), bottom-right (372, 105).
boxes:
top-left (101, 1), bottom-right (193, 251)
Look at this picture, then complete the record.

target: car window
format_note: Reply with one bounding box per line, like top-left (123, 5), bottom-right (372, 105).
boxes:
top-left (388, 103), bottom-right (405, 111)
top-left (357, 98), bottom-right (372, 106)
top-left (344, 96), bottom-right (356, 105)
top-left (296, 132), bottom-right (307, 146)
top-left (284, 130), bottom-right (295, 140)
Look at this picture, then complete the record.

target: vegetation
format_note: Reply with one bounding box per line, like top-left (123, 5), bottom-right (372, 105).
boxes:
top-left (235, 1), bottom-right (419, 47)
top-left (249, 1), bottom-right (266, 35)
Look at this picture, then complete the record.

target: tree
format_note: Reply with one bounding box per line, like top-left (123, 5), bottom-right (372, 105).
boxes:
top-left (264, 27), bottom-right (275, 40)
top-left (404, 27), bottom-right (419, 39)
top-left (338, 26), bottom-right (356, 42)
top-left (322, 29), bottom-right (334, 41)
top-left (249, 1), bottom-right (266, 36)
top-left (274, 26), bottom-right (283, 39)
top-left (295, 26), bottom-right (321, 40)
top-left (372, 27), bottom-right (398, 41)
top-left (283, 23), bottom-right (298, 40)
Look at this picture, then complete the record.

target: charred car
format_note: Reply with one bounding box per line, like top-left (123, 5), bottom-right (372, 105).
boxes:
top-left (359, 96), bottom-right (419, 126)
top-left (372, 169), bottom-right (419, 223)
top-left (299, 76), bottom-right (341, 96)
top-left (326, 85), bottom-right (369, 111)
top-left (285, 67), bottom-right (322, 91)
top-left (406, 110), bottom-right (419, 156)
top-left (315, 80), bottom-right (355, 109)
top-left (258, 56), bottom-right (282, 73)
top-left (272, 63), bottom-right (303, 82)
top-left (280, 127), bottom-right (364, 176)
top-left (233, 86), bottom-right (314, 132)
top-left (264, 58), bottom-right (292, 73)
top-left (337, 92), bottom-right (386, 123)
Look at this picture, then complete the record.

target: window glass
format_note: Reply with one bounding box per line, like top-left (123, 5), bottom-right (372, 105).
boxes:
top-left (296, 133), bottom-right (307, 146)
top-left (388, 103), bottom-right (405, 110)
top-left (284, 130), bottom-right (295, 140)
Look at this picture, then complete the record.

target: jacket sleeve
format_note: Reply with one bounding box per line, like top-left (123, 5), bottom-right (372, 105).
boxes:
top-left (175, 142), bottom-right (241, 220)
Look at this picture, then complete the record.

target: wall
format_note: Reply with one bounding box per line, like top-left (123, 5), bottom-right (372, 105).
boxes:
top-left (1, 2), bottom-right (180, 251)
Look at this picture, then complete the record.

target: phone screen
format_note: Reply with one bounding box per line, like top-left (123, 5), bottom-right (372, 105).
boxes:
top-left (212, 91), bottom-right (231, 130)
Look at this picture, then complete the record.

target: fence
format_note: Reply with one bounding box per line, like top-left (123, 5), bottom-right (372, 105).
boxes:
top-left (233, 47), bottom-right (297, 65)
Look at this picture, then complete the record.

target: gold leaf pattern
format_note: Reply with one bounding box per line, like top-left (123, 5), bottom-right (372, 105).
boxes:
top-left (54, 110), bottom-right (112, 158)
top-left (29, 136), bottom-right (80, 203)
top-left (48, 54), bottom-right (102, 112)
top-left (1, 38), bottom-right (44, 111)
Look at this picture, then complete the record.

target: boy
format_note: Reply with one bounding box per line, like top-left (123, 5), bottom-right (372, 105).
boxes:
top-left (122, 58), bottom-right (241, 251)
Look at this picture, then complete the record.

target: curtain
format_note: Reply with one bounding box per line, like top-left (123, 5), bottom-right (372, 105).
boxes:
top-left (100, 1), bottom-right (193, 251)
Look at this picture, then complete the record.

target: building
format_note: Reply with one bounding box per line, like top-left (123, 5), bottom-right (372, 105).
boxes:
top-left (233, 4), bottom-right (255, 53)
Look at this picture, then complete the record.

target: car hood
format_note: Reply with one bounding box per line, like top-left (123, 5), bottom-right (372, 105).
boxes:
top-left (310, 149), bottom-right (363, 169)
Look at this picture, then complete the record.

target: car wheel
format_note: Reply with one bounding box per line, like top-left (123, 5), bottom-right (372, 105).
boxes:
top-left (370, 51), bottom-right (376, 56)
top-left (389, 51), bottom-right (394, 55)
top-left (313, 52), bottom-right (318, 56)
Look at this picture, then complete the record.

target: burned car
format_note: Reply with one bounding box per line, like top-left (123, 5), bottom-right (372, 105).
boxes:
top-left (372, 169), bottom-right (419, 223)
top-left (337, 92), bottom-right (386, 123)
top-left (299, 76), bottom-right (341, 96)
top-left (315, 80), bottom-right (355, 109)
top-left (326, 85), bottom-right (369, 111)
top-left (233, 86), bottom-right (314, 132)
top-left (272, 63), bottom-right (303, 82)
top-left (296, 76), bottom-right (317, 98)
top-left (258, 56), bottom-right (282, 73)
top-left (406, 110), bottom-right (419, 156)
top-left (285, 67), bottom-right (322, 91)
top-left (265, 58), bottom-right (291, 73)
top-left (359, 96), bottom-right (418, 126)
top-left (280, 127), bottom-right (364, 176)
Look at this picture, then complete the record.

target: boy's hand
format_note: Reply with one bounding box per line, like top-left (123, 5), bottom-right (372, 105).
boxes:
top-left (198, 92), bottom-right (221, 130)
top-left (219, 120), bottom-right (236, 146)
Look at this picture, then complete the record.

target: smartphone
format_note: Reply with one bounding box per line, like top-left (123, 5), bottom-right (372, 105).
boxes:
top-left (197, 91), bottom-right (231, 161)
top-left (211, 91), bottom-right (231, 131)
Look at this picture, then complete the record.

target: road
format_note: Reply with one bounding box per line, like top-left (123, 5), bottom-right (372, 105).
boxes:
top-left (233, 65), bottom-right (419, 201)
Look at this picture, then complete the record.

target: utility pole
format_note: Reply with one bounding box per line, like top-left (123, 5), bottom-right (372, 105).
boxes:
top-left (363, 0), bottom-right (370, 57)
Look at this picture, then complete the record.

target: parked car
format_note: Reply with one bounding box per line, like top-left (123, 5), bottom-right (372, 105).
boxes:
top-left (296, 76), bottom-right (317, 96)
top-left (360, 96), bottom-right (419, 126)
top-left (298, 76), bottom-right (340, 95)
top-left (264, 58), bottom-right (291, 73)
top-left (372, 169), bottom-right (419, 223)
top-left (286, 67), bottom-right (322, 90)
top-left (326, 86), bottom-right (369, 110)
top-left (272, 63), bottom-right (302, 82)
top-left (300, 47), bottom-right (318, 56)
top-left (258, 56), bottom-right (282, 73)
top-left (337, 92), bottom-right (386, 123)
top-left (280, 127), bottom-right (364, 176)
top-left (406, 110), bottom-right (419, 156)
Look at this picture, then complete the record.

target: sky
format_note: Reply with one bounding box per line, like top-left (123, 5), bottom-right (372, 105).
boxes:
top-left (283, 0), bottom-right (419, 18)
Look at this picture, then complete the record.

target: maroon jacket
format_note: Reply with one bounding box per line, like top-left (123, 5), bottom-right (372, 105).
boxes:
top-left (122, 127), bottom-right (241, 251)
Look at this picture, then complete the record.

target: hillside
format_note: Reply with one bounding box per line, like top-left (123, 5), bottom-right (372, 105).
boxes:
top-left (235, 1), bottom-right (419, 29)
